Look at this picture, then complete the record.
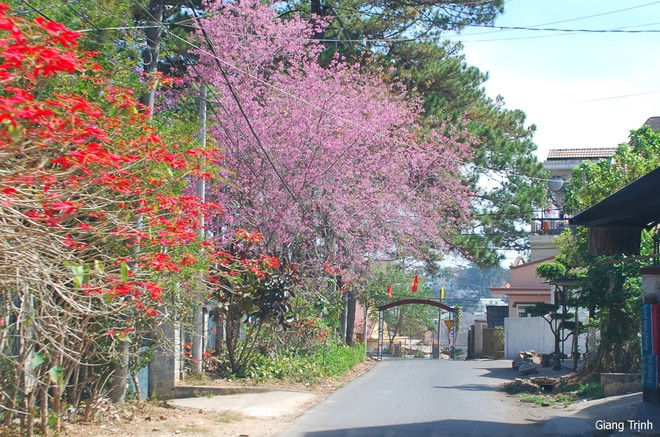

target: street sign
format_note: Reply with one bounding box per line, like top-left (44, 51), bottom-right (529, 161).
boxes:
top-left (444, 320), bottom-right (454, 331)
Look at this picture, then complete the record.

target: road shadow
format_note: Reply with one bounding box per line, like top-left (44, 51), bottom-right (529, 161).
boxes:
top-left (432, 383), bottom-right (502, 392)
top-left (295, 416), bottom-right (594, 437)
top-left (475, 361), bottom-right (573, 382)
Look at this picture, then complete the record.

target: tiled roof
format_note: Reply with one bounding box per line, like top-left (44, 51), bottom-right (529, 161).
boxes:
top-left (644, 116), bottom-right (660, 131)
top-left (547, 148), bottom-right (616, 160)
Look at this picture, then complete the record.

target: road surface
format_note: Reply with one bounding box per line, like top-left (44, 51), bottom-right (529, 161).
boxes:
top-left (280, 358), bottom-right (581, 437)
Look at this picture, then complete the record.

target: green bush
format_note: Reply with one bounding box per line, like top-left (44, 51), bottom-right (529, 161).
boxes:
top-left (575, 382), bottom-right (603, 399)
top-left (244, 344), bottom-right (366, 384)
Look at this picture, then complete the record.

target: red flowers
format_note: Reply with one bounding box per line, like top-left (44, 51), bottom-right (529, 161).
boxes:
top-left (236, 228), bottom-right (264, 243)
top-left (0, 4), bottom-right (222, 327)
top-left (261, 255), bottom-right (280, 269)
top-left (411, 274), bottom-right (419, 293)
top-left (33, 17), bottom-right (80, 48)
top-left (143, 253), bottom-right (181, 272)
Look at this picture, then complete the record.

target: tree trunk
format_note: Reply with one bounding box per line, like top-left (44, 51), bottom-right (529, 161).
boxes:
top-left (345, 290), bottom-right (356, 346)
top-left (131, 372), bottom-right (142, 402)
top-left (213, 308), bottom-right (225, 355)
top-left (109, 341), bottom-right (130, 403)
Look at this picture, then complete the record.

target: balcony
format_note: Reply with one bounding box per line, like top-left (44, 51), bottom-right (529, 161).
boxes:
top-left (531, 218), bottom-right (574, 236)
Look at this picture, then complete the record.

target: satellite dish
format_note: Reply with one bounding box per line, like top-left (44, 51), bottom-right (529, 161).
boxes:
top-left (548, 175), bottom-right (565, 192)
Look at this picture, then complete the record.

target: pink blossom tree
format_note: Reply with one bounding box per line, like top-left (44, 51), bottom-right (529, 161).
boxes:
top-left (193, 0), bottom-right (473, 300)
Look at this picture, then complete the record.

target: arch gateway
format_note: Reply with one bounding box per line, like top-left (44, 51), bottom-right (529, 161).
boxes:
top-left (376, 299), bottom-right (456, 360)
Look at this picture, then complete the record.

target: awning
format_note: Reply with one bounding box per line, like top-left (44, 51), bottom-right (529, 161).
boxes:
top-left (570, 166), bottom-right (660, 229)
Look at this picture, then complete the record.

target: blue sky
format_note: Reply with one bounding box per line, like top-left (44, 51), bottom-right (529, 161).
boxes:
top-left (445, 0), bottom-right (660, 160)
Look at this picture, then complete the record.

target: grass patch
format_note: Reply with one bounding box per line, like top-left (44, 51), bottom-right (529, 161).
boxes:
top-left (515, 381), bottom-right (604, 408)
top-left (210, 410), bottom-right (245, 423)
top-left (575, 382), bottom-right (603, 399)
top-left (519, 394), bottom-right (550, 405)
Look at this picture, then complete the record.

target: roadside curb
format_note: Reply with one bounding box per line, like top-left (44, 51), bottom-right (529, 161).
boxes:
top-left (173, 358), bottom-right (380, 399)
top-left (173, 385), bottom-right (305, 399)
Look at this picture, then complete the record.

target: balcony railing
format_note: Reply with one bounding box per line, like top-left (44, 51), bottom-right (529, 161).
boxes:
top-left (531, 218), bottom-right (575, 236)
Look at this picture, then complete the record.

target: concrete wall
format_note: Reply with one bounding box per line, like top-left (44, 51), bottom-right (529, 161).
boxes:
top-left (601, 373), bottom-right (642, 397)
top-left (505, 317), bottom-right (588, 359)
top-left (504, 317), bottom-right (555, 359)
top-left (474, 320), bottom-right (486, 357)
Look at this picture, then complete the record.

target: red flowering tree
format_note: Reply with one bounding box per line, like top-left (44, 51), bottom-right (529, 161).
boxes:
top-left (208, 229), bottom-right (297, 375)
top-left (0, 6), bottom-right (220, 434)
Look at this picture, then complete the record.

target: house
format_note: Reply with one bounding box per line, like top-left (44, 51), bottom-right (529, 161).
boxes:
top-left (571, 165), bottom-right (660, 403)
top-left (490, 256), bottom-right (553, 319)
top-left (643, 116), bottom-right (660, 131)
top-left (473, 298), bottom-right (507, 319)
top-left (483, 147), bottom-right (617, 359)
top-left (530, 147), bottom-right (616, 261)
top-left (354, 301), bottom-right (379, 354)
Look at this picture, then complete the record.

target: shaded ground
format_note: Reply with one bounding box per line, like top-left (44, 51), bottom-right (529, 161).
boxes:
top-left (10, 359), bottom-right (660, 437)
top-left (60, 359), bottom-right (378, 437)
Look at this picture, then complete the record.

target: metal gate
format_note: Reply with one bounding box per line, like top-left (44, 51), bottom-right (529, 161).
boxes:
top-left (377, 298), bottom-right (455, 360)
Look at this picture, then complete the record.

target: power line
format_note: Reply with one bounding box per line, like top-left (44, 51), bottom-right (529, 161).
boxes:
top-left (452, 0), bottom-right (660, 38)
top-left (77, 25), bottom-right (160, 33)
top-left (71, 22), bottom-right (660, 117)
top-left (168, 30), bottom-right (558, 185)
top-left (511, 0), bottom-right (660, 28)
top-left (35, 1), bottom-right (556, 187)
top-left (20, 0), bottom-right (55, 20)
top-left (74, 20), bottom-right (660, 44)
top-left (572, 89), bottom-right (660, 103)
top-left (181, 1), bottom-right (301, 207)
top-left (465, 23), bottom-right (660, 33)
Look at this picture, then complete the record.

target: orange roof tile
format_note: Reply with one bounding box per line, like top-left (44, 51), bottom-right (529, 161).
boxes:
top-left (547, 148), bottom-right (616, 160)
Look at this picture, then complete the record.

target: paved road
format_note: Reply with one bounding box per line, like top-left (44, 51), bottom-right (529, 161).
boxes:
top-left (280, 358), bottom-right (573, 437)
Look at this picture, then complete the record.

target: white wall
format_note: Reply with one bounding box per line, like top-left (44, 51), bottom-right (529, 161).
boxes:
top-left (474, 320), bottom-right (486, 356)
top-left (505, 317), bottom-right (553, 358)
top-left (504, 317), bottom-right (587, 359)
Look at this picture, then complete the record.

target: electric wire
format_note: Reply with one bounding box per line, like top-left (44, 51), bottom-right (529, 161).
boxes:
top-left (15, 1), bottom-right (573, 245)
top-left (180, 1), bottom-right (301, 206)
top-left (168, 29), bottom-right (558, 184)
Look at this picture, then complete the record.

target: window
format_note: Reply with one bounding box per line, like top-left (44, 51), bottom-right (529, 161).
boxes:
top-left (516, 304), bottom-right (531, 318)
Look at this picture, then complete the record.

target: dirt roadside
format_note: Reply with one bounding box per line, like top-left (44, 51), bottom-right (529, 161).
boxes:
top-left (60, 359), bottom-right (379, 437)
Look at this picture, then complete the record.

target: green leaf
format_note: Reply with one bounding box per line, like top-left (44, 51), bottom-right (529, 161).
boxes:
top-left (48, 366), bottom-right (64, 385)
top-left (69, 264), bottom-right (90, 288)
top-left (120, 262), bottom-right (129, 283)
top-left (47, 411), bottom-right (58, 428)
top-left (94, 259), bottom-right (105, 275)
top-left (117, 333), bottom-right (132, 343)
top-left (30, 351), bottom-right (45, 368)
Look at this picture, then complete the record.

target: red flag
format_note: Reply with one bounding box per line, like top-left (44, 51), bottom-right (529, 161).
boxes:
top-left (387, 284), bottom-right (393, 299)
top-left (411, 274), bottom-right (418, 293)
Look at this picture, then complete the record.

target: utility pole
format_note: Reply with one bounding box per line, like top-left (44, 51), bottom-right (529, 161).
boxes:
top-left (110, 3), bottom-right (164, 391)
top-left (191, 84), bottom-right (207, 376)
top-left (140, 0), bottom-right (164, 113)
